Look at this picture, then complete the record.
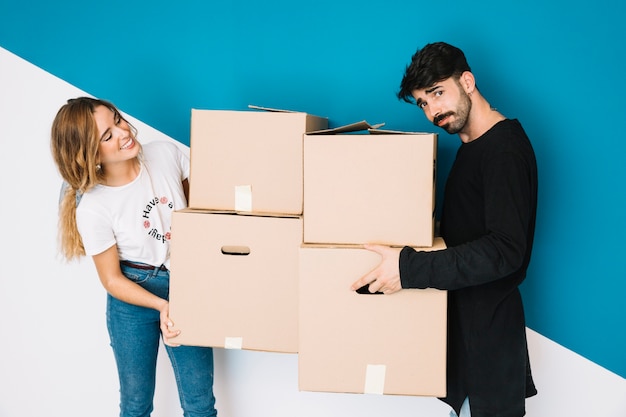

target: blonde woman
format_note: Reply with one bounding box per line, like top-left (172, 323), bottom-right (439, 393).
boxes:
top-left (51, 97), bottom-right (217, 417)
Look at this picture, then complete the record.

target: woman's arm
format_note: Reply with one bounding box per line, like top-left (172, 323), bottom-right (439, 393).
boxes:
top-left (92, 245), bottom-right (181, 344)
top-left (182, 178), bottom-right (190, 203)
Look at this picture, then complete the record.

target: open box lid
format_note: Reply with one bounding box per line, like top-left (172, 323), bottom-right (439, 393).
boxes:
top-left (247, 104), bottom-right (328, 122)
top-left (248, 104), bottom-right (302, 113)
top-left (308, 121), bottom-right (435, 135)
top-left (248, 107), bottom-right (433, 135)
top-left (307, 120), bottom-right (386, 135)
top-left (368, 128), bottom-right (431, 134)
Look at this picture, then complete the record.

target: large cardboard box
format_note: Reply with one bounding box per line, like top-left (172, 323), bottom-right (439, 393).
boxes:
top-left (303, 128), bottom-right (437, 247)
top-left (189, 107), bottom-right (328, 215)
top-left (298, 238), bottom-right (447, 396)
top-left (169, 209), bottom-right (302, 353)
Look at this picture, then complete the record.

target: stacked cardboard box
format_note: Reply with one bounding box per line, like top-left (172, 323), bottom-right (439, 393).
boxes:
top-left (186, 107), bottom-right (327, 215)
top-left (168, 107), bottom-right (327, 353)
top-left (298, 124), bottom-right (446, 396)
top-left (298, 240), bottom-right (447, 396)
top-left (168, 109), bottom-right (446, 396)
top-left (303, 124), bottom-right (437, 247)
top-left (168, 209), bottom-right (303, 353)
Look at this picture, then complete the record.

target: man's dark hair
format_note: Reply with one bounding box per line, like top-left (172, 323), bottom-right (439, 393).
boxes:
top-left (397, 42), bottom-right (472, 103)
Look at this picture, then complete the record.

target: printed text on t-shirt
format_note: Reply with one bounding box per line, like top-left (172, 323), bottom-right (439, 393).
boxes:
top-left (142, 196), bottom-right (174, 244)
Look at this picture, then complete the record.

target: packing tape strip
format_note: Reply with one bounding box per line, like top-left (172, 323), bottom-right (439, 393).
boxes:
top-left (224, 337), bottom-right (243, 349)
top-left (235, 185), bottom-right (252, 212)
top-left (364, 364), bottom-right (386, 394)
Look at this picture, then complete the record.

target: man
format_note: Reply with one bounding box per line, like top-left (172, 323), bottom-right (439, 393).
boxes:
top-left (351, 42), bottom-right (538, 417)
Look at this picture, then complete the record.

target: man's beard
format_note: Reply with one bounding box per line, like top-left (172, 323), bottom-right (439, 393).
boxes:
top-left (433, 90), bottom-right (472, 134)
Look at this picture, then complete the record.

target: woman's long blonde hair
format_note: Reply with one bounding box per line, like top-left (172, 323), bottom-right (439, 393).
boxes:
top-left (50, 97), bottom-right (136, 260)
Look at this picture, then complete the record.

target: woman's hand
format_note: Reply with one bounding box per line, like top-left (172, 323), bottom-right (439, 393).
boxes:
top-left (159, 301), bottom-right (182, 347)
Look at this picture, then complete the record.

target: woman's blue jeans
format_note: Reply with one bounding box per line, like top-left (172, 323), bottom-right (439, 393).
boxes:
top-left (107, 262), bottom-right (217, 417)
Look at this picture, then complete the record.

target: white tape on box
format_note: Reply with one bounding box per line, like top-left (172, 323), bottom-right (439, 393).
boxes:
top-left (224, 337), bottom-right (243, 349)
top-left (364, 364), bottom-right (386, 394)
top-left (235, 185), bottom-right (252, 212)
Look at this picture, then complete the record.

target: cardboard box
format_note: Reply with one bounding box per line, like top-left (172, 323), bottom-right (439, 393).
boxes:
top-left (303, 127), bottom-right (437, 247)
top-left (169, 209), bottom-right (302, 353)
top-left (298, 238), bottom-right (447, 396)
top-left (188, 107), bottom-right (328, 215)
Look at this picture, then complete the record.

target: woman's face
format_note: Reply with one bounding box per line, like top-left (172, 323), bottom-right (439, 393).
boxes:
top-left (93, 105), bottom-right (139, 167)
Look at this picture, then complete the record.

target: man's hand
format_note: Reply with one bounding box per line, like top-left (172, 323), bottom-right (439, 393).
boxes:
top-left (351, 244), bottom-right (402, 294)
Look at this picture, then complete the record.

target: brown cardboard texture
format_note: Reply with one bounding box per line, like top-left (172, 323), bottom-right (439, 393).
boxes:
top-left (169, 209), bottom-right (302, 353)
top-left (188, 107), bottom-right (328, 215)
top-left (298, 238), bottom-right (447, 396)
top-left (303, 128), bottom-right (437, 247)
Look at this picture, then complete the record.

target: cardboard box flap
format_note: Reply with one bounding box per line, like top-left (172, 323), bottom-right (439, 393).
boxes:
top-left (248, 104), bottom-right (328, 117)
top-left (247, 104), bottom-right (328, 124)
top-left (248, 104), bottom-right (300, 113)
top-left (369, 128), bottom-right (435, 135)
top-left (308, 120), bottom-right (385, 135)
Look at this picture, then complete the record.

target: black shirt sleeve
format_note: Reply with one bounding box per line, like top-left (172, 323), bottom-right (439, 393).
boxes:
top-left (399, 142), bottom-right (536, 291)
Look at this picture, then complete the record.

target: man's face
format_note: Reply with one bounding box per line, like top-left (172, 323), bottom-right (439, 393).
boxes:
top-left (412, 76), bottom-right (472, 135)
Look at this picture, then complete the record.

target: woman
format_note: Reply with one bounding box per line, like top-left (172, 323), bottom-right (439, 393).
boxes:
top-left (51, 97), bottom-right (217, 417)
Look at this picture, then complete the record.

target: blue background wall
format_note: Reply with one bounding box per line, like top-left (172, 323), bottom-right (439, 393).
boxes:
top-left (2, 0), bottom-right (624, 378)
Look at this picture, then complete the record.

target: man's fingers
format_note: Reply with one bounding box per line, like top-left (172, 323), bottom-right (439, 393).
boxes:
top-left (351, 269), bottom-right (377, 291)
top-left (367, 278), bottom-right (385, 293)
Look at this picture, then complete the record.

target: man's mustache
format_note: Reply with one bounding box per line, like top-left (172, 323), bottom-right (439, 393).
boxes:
top-left (433, 112), bottom-right (454, 126)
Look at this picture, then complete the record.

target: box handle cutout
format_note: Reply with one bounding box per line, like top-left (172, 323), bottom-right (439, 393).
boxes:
top-left (221, 246), bottom-right (251, 256)
top-left (355, 284), bottom-right (383, 295)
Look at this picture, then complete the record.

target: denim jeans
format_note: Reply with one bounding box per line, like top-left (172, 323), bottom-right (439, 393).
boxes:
top-left (107, 262), bottom-right (217, 417)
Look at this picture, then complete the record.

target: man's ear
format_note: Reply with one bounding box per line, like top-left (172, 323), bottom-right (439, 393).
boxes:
top-left (460, 71), bottom-right (476, 95)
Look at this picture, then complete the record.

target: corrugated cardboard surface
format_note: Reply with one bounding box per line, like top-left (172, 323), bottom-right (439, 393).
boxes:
top-left (298, 238), bottom-right (447, 396)
top-left (189, 109), bottom-right (328, 215)
top-left (169, 209), bottom-right (302, 353)
top-left (303, 133), bottom-right (437, 247)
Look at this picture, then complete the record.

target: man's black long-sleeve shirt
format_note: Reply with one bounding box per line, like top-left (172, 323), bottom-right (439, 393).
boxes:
top-left (399, 119), bottom-right (538, 417)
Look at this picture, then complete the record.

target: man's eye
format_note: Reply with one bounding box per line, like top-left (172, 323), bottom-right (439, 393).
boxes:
top-left (418, 102), bottom-right (427, 109)
top-left (435, 90), bottom-right (443, 97)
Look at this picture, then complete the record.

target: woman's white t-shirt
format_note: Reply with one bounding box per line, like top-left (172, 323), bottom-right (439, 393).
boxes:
top-left (76, 141), bottom-right (189, 269)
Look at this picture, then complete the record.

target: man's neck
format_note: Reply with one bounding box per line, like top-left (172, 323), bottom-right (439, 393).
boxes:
top-left (458, 94), bottom-right (505, 143)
